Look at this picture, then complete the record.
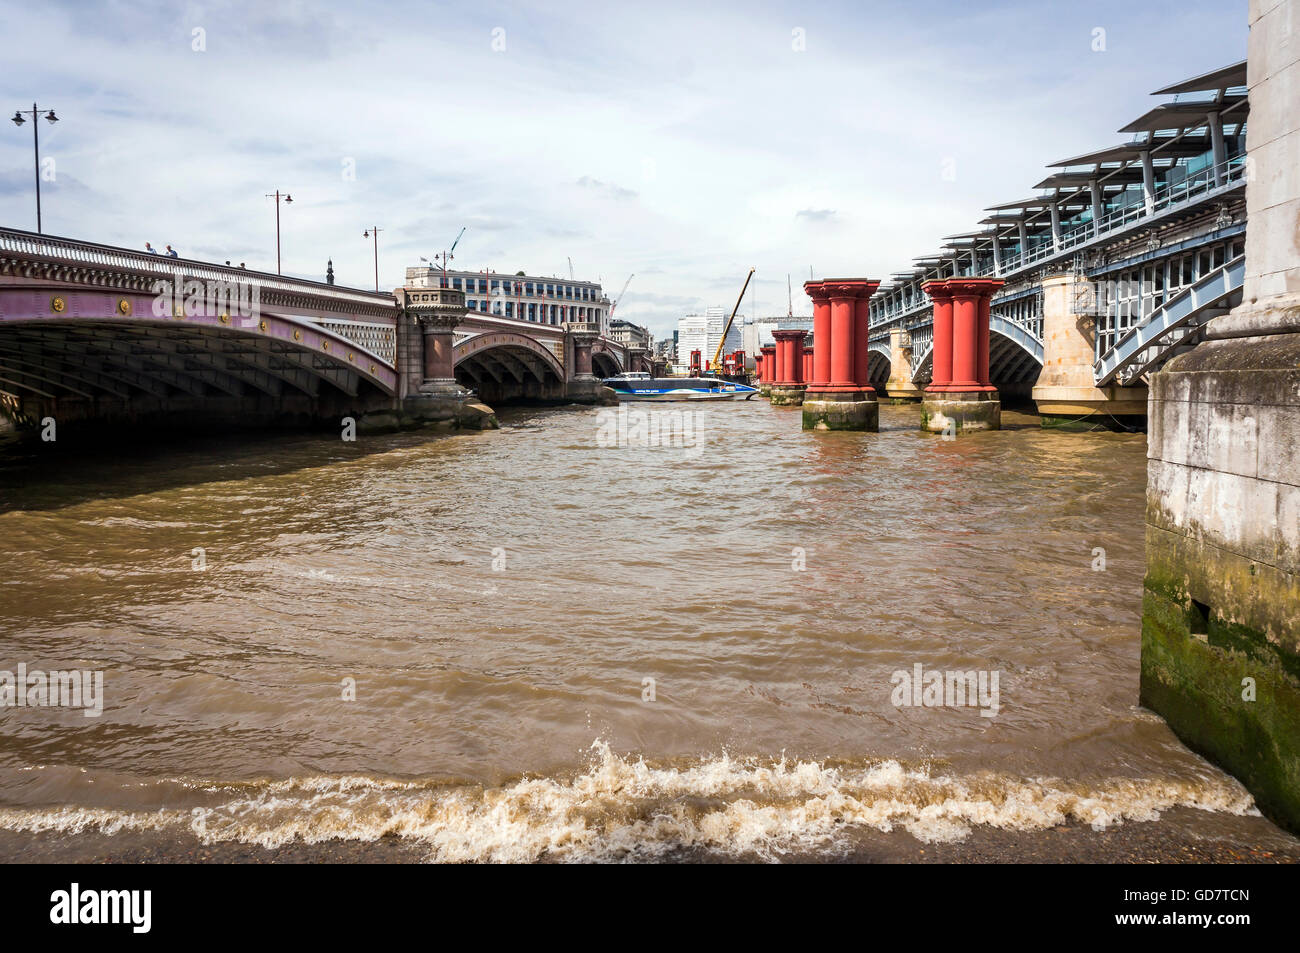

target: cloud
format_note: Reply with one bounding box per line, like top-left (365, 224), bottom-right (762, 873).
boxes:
top-left (796, 208), bottom-right (837, 222)
top-left (0, 0), bottom-right (1248, 341)
top-left (575, 176), bottom-right (638, 200)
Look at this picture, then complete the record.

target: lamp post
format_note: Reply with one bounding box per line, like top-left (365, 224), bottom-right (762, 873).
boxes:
top-left (10, 104), bottom-right (59, 234)
top-left (363, 226), bottom-right (382, 292)
top-left (265, 190), bottom-right (293, 274)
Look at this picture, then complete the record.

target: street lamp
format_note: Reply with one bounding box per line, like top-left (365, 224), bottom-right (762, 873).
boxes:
top-left (265, 190), bottom-right (293, 274)
top-left (363, 226), bottom-right (382, 292)
top-left (11, 104), bottom-right (59, 234)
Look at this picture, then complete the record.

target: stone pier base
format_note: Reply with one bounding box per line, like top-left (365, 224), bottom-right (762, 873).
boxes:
top-left (359, 394), bottom-right (499, 434)
top-left (768, 385), bottom-right (806, 406)
top-left (566, 380), bottom-right (619, 405)
top-left (920, 391), bottom-right (1000, 433)
top-left (883, 387), bottom-right (923, 403)
top-left (802, 396), bottom-right (879, 431)
top-left (1140, 323), bottom-right (1300, 834)
top-left (1034, 384), bottom-right (1148, 432)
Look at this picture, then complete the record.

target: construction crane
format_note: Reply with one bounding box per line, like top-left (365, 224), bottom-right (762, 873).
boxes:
top-left (609, 273), bottom-right (634, 317)
top-left (711, 267), bottom-right (755, 375)
top-left (423, 227), bottom-right (466, 275)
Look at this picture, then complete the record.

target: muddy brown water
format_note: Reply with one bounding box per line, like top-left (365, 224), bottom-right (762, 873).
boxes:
top-left (0, 401), bottom-right (1294, 861)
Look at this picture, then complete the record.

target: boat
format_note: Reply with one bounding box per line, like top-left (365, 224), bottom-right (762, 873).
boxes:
top-left (602, 372), bottom-right (758, 401)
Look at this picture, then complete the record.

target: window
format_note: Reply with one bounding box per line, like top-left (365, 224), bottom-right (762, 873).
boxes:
top-left (506, 302), bottom-right (514, 318)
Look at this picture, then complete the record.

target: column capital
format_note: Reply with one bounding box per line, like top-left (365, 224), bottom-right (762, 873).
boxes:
top-left (770, 328), bottom-right (807, 342)
top-left (946, 278), bottom-right (1004, 298)
top-left (415, 310), bottom-right (464, 332)
top-left (921, 279), bottom-right (953, 301)
top-left (400, 287), bottom-right (468, 332)
top-left (821, 278), bottom-right (880, 300)
top-left (803, 280), bottom-right (830, 301)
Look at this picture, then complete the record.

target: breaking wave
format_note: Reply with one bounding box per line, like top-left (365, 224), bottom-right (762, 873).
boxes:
top-left (0, 742), bottom-right (1258, 862)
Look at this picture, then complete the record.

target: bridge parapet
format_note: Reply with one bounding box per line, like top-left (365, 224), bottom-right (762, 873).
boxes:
top-left (0, 226), bottom-right (395, 317)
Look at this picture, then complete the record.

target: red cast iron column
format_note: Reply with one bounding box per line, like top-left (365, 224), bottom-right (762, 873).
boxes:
top-left (804, 281), bottom-right (832, 389)
top-left (852, 280), bottom-right (881, 393)
top-left (976, 279), bottom-right (1004, 387)
top-left (922, 280), bottom-right (953, 391)
top-left (824, 282), bottom-right (861, 392)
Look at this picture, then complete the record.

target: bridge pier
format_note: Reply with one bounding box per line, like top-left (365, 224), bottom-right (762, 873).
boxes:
top-left (1031, 273), bottom-right (1147, 430)
top-left (801, 279), bottom-right (880, 430)
top-left (920, 278), bottom-right (1002, 433)
top-left (884, 328), bottom-right (923, 401)
top-left (758, 343), bottom-right (775, 396)
top-left (769, 329), bottom-right (806, 405)
top-left (1141, 0), bottom-right (1300, 835)
top-left (386, 287), bottom-right (497, 431)
top-left (563, 322), bottom-right (616, 404)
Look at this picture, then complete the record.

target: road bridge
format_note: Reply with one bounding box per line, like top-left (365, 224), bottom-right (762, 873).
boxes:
top-left (0, 229), bottom-right (631, 436)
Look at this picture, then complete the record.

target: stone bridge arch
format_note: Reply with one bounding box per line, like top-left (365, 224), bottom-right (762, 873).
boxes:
top-left (591, 345), bottom-right (622, 379)
top-left (0, 286), bottom-right (398, 431)
top-left (453, 331), bottom-right (566, 403)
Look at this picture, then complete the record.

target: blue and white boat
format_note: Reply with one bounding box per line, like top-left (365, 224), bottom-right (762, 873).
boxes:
top-left (602, 372), bottom-right (758, 401)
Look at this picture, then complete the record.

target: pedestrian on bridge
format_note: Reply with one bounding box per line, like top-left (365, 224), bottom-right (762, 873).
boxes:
top-left (165, 244), bottom-right (178, 258)
top-left (145, 242), bottom-right (158, 254)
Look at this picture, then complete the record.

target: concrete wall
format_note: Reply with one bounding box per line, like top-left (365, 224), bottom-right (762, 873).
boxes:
top-left (1141, 0), bottom-right (1300, 833)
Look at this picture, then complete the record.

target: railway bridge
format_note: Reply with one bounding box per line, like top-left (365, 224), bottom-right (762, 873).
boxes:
top-left (865, 60), bottom-right (1248, 430)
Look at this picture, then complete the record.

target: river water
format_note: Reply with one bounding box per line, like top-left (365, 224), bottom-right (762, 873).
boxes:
top-left (0, 401), bottom-right (1291, 861)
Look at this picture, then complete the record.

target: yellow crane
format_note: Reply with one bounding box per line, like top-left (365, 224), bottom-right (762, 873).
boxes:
top-left (710, 268), bottom-right (755, 375)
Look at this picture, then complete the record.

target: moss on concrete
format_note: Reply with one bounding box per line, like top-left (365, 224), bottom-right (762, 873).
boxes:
top-left (1041, 413), bottom-right (1146, 433)
top-left (919, 396), bottom-right (1000, 434)
top-left (1142, 521), bottom-right (1300, 834)
top-left (768, 386), bottom-right (805, 407)
top-left (801, 399), bottom-right (878, 431)
top-left (1141, 586), bottom-right (1300, 834)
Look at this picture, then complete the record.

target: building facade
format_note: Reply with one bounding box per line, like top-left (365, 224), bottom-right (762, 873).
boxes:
top-left (608, 319), bottom-right (650, 349)
top-left (405, 267), bottom-right (611, 335)
top-left (677, 307), bottom-right (744, 370)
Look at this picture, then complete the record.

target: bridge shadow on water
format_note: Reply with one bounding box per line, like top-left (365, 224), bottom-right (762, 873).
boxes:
top-left (0, 425), bottom-right (466, 515)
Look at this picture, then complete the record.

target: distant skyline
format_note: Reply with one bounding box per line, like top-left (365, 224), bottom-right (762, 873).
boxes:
top-left (0, 0), bottom-right (1246, 339)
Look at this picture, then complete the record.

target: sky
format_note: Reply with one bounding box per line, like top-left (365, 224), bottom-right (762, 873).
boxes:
top-left (0, 0), bottom-right (1247, 339)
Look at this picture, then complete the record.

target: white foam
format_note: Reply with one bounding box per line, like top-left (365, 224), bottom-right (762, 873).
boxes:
top-left (0, 742), bottom-right (1258, 862)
